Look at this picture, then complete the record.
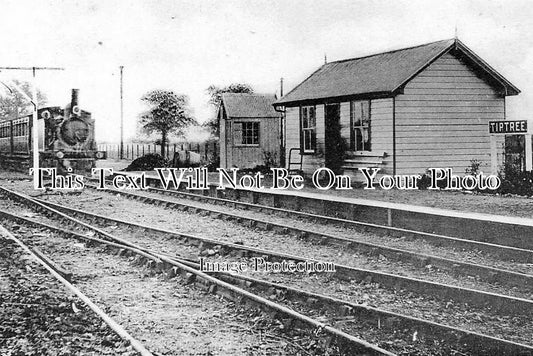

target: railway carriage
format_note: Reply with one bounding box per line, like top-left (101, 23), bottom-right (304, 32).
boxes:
top-left (0, 89), bottom-right (105, 174)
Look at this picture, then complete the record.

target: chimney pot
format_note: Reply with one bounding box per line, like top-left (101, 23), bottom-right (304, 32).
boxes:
top-left (71, 89), bottom-right (79, 108)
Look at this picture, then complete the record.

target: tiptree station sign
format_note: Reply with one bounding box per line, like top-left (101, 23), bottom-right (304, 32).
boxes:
top-left (488, 120), bottom-right (532, 172)
top-left (489, 120), bottom-right (528, 134)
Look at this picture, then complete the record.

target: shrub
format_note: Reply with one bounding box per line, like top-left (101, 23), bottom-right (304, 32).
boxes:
top-left (205, 152), bottom-right (220, 172)
top-left (497, 162), bottom-right (533, 196)
top-left (325, 122), bottom-right (348, 175)
top-left (262, 151), bottom-right (278, 168)
top-left (124, 153), bottom-right (170, 171)
top-left (465, 159), bottom-right (482, 176)
top-left (246, 165), bottom-right (271, 175)
top-left (417, 161), bottom-right (533, 197)
top-left (417, 170), bottom-right (448, 190)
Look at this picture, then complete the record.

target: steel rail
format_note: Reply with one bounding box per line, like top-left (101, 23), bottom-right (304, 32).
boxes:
top-left (80, 183), bottom-right (533, 291)
top-left (0, 225), bottom-right (154, 356)
top-left (1, 208), bottom-right (532, 355)
top-left (0, 212), bottom-right (392, 355)
top-left (85, 179), bottom-right (533, 264)
top-left (104, 172), bottom-right (533, 254)
top-left (1, 186), bottom-right (530, 316)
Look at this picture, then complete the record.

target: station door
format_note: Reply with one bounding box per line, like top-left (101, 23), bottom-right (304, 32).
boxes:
top-left (505, 135), bottom-right (526, 171)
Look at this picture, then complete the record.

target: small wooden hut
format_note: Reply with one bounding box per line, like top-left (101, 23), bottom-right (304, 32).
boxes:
top-left (219, 93), bottom-right (282, 169)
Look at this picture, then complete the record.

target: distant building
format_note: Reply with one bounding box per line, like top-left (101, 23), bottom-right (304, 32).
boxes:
top-left (275, 38), bottom-right (523, 178)
top-left (219, 93), bottom-right (283, 169)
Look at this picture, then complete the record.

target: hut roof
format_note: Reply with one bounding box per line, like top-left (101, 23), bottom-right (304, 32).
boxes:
top-left (276, 38), bottom-right (519, 105)
top-left (221, 93), bottom-right (279, 118)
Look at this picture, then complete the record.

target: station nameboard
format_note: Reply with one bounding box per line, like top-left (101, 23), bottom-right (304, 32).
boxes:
top-left (488, 120), bottom-right (528, 134)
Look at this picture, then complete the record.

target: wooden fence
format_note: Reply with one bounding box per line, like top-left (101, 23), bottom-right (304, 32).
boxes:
top-left (98, 142), bottom-right (218, 162)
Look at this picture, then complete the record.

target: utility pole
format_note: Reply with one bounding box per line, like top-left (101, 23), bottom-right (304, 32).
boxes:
top-left (119, 66), bottom-right (124, 160)
top-left (0, 66), bottom-right (64, 189)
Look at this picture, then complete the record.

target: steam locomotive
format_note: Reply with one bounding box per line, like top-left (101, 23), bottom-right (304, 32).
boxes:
top-left (0, 89), bottom-right (106, 174)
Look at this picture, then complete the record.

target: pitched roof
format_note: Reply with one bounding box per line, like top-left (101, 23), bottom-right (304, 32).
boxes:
top-left (221, 93), bottom-right (279, 118)
top-left (276, 39), bottom-right (519, 105)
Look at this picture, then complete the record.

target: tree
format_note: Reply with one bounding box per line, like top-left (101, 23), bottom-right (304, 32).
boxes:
top-left (205, 83), bottom-right (253, 137)
top-left (138, 90), bottom-right (196, 158)
top-left (0, 80), bottom-right (47, 120)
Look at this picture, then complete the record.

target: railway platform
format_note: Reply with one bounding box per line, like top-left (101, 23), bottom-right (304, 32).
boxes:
top-left (113, 170), bottom-right (533, 250)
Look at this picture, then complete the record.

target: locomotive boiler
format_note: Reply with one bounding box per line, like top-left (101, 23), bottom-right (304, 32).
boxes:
top-left (0, 89), bottom-right (106, 174)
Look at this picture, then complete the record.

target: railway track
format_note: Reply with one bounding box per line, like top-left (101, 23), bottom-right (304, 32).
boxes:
top-left (19, 189), bottom-right (533, 311)
top-left (110, 172), bottom-right (533, 250)
top-left (78, 183), bottom-right (533, 298)
top-left (85, 179), bottom-right (533, 264)
top-left (0, 188), bottom-right (393, 355)
top-left (0, 225), bottom-right (152, 356)
top-left (1, 184), bottom-right (532, 354)
top-left (32, 200), bottom-right (533, 314)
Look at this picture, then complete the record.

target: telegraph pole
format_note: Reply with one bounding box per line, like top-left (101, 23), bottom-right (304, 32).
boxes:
top-left (0, 66), bottom-right (64, 189)
top-left (119, 66), bottom-right (124, 160)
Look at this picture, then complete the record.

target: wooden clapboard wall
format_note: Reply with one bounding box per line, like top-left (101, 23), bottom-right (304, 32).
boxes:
top-left (394, 51), bottom-right (505, 175)
top-left (286, 98), bottom-right (395, 176)
top-left (286, 100), bottom-right (395, 175)
top-left (285, 105), bottom-right (325, 173)
top-left (223, 117), bottom-right (281, 169)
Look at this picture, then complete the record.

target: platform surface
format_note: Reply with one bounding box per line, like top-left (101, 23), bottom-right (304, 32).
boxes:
top-left (112, 170), bottom-right (533, 227)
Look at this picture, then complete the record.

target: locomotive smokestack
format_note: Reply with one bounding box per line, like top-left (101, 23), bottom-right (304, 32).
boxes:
top-left (71, 89), bottom-right (79, 108)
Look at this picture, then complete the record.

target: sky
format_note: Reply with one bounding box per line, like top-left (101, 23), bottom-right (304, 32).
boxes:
top-left (0, 0), bottom-right (532, 142)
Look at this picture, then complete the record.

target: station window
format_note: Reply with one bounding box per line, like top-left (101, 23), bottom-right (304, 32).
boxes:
top-left (242, 122), bottom-right (259, 145)
top-left (235, 121), bottom-right (259, 145)
top-left (300, 106), bottom-right (316, 152)
top-left (350, 100), bottom-right (371, 151)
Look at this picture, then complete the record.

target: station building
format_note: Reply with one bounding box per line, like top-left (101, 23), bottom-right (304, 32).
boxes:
top-left (274, 38), bottom-right (525, 179)
top-left (219, 93), bottom-right (283, 169)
